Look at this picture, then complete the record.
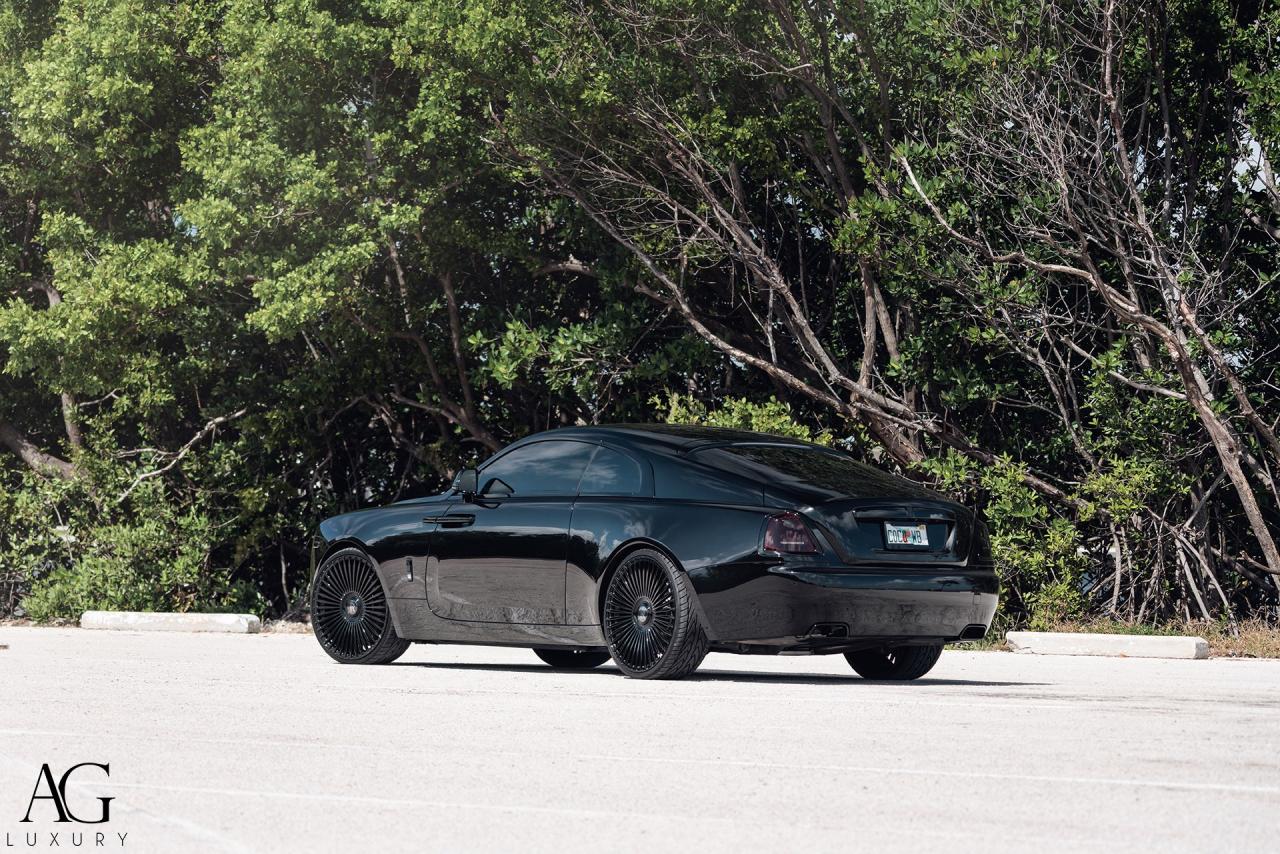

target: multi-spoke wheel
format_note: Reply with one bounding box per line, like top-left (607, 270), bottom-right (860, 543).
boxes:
top-left (311, 547), bottom-right (409, 664)
top-left (845, 643), bottom-right (942, 680)
top-left (602, 548), bottom-right (708, 679)
top-left (533, 648), bottom-right (611, 670)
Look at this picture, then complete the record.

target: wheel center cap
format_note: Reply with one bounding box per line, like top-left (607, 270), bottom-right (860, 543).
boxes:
top-left (634, 602), bottom-right (653, 625)
top-left (343, 594), bottom-right (363, 620)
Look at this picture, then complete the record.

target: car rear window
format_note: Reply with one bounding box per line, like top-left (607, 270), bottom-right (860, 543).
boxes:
top-left (694, 444), bottom-right (940, 499)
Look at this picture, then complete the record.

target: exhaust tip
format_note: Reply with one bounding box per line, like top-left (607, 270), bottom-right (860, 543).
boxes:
top-left (959, 624), bottom-right (988, 641)
top-left (805, 622), bottom-right (849, 638)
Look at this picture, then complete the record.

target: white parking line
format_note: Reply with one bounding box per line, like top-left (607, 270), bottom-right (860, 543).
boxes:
top-left (576, 753), bottom-right (1280, 797)
top-left (104, 782), bottom-right (739, 823)
top-left (84, 782), bottom-right (1107, 848)
top-left (7, 729), bottom-right (1275, 798)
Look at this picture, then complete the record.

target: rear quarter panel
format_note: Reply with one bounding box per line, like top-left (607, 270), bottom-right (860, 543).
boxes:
top-left (566, 499), bottom-right (772, 633)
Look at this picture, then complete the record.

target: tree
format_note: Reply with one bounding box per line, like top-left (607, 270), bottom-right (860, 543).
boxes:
top-left (896, 0), bottom-right (1280, 611)
top-left (448, 0), bottom-right (1279, 621)
top-left (0, 0), bottom-right (1276, 627)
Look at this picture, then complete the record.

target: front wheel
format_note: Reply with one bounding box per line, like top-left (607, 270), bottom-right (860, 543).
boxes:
top-left (845, 644), bottom-right (942, 680)
top-left (311, 547), bottom-right (410, 665)
top-left (533, 648), bottom-right (611, 670)
top-left (602, 548), bottom-right (709, 680)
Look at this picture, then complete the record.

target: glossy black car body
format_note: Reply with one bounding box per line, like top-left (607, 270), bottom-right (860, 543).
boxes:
top-left (311, 425), bottom-right (998, 679)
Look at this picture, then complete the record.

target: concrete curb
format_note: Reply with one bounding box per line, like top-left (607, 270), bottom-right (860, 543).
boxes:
top-left (80, 611), bottom-right (262, 634)
top-left (1006, 631), bottom-right (1208, 659)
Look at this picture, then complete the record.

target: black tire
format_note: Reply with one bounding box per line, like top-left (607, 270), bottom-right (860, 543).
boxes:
top-left (311, 547), bottom-right (410, 665)
top-left (602, 548), bottom-right (709, 679)
top-left (533, 648), bottom-right (611, 670)
top-left (845, 643), bottom-right (943, 680)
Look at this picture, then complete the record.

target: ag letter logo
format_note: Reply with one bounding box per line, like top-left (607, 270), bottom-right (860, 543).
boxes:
top-left (20, 763), bottom-right (114, 824)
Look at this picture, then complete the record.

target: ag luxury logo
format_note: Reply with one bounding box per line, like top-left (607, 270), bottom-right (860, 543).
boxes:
top-left (5, 763), bottom-right (128, 848)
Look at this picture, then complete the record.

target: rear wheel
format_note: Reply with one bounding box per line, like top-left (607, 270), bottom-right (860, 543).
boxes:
top-left (602, 548), bottom-right (709, 679)
top-left (533, 648), bottom-right (611, 670)
top-left (845, 644), bottom-right (942, 680)
top-left (311, 547), bottom-right (410, 665)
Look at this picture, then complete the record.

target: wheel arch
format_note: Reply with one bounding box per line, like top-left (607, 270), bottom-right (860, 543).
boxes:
top-left (594, 537), bottom-right (714, 639)
top-left (314, 537), bottom-right (370, 580)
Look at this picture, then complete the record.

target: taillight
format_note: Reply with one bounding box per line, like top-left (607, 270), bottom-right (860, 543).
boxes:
top-left (971, 518), bottom-right (993, 564)
top-left (763, 511), bottom-right (821, 554)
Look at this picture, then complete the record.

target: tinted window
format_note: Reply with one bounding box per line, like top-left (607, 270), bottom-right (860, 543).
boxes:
top-left (695, 444), bottom-right (941, 500)
top-left (580, 446), bottom-right (644, 496)
top-left (479, 440), bottom-right (595, 497)
top-left (650, 454), bottom-right (762, 503)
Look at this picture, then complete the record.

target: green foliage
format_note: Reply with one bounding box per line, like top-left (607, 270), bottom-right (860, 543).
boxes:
top-left (979, 458), bottom-right (1083, 628)
top-left (0, 0), bottom-right (1275, 629)
top-left (658, 393), bottom-right (832, 445)
top-left (1, 468), bottom-right (264, 621)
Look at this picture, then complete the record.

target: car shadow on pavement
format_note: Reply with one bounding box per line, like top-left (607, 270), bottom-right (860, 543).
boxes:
top-left (391, 662), bottom-right (1044, 687)
top-left (686, 670), bottom-right (1047, 687)
top-left (393, 662), bottom-right (603, 674)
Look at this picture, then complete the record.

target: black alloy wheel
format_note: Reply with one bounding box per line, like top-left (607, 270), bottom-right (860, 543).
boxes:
top-left (845, 643), bottom-right (943, 680)
top-left (602, 548), bottom-right (709, 679)
top-left (533, 648), bottom-right (611, 670)
top-left (311, 547), bottom-right (410, 665)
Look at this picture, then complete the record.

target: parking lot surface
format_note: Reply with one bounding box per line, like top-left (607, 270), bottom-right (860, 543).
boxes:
top-left (2, 626), bottom-right (1278, 852)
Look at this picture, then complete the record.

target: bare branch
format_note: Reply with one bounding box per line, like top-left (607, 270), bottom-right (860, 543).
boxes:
top-left (119, 409), bottom-right (250, 500)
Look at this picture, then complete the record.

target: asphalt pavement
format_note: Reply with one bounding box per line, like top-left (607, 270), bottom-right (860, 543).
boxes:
top-left (2, 626), bottom-right (1278, 853)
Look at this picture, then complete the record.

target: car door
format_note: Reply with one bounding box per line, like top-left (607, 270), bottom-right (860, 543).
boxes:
top-left (426, 439), bottom-right (596, 624)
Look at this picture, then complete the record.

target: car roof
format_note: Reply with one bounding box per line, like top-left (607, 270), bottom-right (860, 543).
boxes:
top-left (500, 424), bottom-right (947, 505)
top-left (522, 424), bottom-right (819, 452)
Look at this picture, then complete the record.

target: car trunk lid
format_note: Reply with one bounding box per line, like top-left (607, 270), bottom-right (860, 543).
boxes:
top-left (801, 498), bottom-right (976, 565)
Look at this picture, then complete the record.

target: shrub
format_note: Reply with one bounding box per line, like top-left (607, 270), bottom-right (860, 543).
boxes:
top-left (1, 468), bottom-right (264, 621)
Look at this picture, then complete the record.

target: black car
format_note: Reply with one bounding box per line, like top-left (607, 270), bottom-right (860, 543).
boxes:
top-left (310, 425), bottom-right (998, 680)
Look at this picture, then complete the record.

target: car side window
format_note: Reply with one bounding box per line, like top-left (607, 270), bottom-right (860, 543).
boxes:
top-left (580, 446), bottom-right (644, 496)
top-left (478, 440), bottom-right (595, 497)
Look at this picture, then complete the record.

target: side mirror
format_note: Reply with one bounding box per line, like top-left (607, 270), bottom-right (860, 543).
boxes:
top-left (453, 468), bottom-right (479, 501)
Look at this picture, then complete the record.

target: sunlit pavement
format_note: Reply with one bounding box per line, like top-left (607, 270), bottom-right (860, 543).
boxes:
top-left (2, 626), bottom-right (1278, 852)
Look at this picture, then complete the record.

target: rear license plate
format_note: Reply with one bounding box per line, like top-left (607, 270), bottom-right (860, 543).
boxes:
top-left (885, 523), bottom-right (929, 546)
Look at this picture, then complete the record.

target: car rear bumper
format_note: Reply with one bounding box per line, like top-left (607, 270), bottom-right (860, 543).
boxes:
top-left (690, 563), bottom-right (999, 646)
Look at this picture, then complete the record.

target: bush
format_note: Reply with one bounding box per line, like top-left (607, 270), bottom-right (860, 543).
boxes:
top-left (1, 468), bottom-right (264, 621)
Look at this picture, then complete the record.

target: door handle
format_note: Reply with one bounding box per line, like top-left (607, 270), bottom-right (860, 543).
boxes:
top-left (424, 513), bottom-right (475, 528)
